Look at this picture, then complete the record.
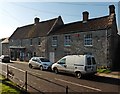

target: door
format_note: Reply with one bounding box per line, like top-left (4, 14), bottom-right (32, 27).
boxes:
top-left (57, 58), bottom-right (67, 72)
top-left (49, 52), bottom-right (55, 63)
top-left (85, 56), bottom-right (96, 72)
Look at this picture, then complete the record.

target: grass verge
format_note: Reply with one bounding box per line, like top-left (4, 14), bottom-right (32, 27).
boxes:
top-left (0, 75), bottom-right (26, 94)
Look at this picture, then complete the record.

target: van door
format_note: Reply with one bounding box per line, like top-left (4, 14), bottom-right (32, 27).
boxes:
top-left (65, 56), bottom-right (74, 74)
top-left (57, 58), bottom-right (67, 72)
top-left (85, 56), bottom-right (96, 72)
top-left (85, 56), bottom-right (93, 72)
top-left (91, 57), bottom-right (97, 72)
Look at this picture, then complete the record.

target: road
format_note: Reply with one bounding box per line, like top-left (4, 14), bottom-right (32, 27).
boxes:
top-left (0, 61), bottom-right (120, 94)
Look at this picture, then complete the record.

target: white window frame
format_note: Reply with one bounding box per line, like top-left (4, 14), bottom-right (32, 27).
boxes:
top-left (52, 36), bottom-right (58, 46)
top-left (84, 34), bottom-right (93, 46)
top-left (64, 34), bottom-right (71, 46)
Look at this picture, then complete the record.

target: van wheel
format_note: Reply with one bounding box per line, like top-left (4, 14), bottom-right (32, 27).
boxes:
top-left (29, 64), bottom-right (33, 68)
top-left (40, 66), bottom-right (43, 71)
top-left (75, 72), bottom-right (82, 79)
top-left (54, 68), bottom-right (58, 74)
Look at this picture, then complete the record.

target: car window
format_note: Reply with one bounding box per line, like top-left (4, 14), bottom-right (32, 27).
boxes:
top-left (86, 57), bottom-right (91, 65)
top-left (58, 58), bottom-right (66, 64)
top-left (40, 58), bottom-right (50, 62)
top-left (32, 58), bottom-right (37, 62)
top-left (92, 57), bottom-right (96, 65)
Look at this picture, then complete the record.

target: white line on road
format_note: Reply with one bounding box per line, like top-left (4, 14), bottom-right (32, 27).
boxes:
top-left (9, 65), bottom-right (25, 73)
top-left (55, 78), bottom-right (102, 92)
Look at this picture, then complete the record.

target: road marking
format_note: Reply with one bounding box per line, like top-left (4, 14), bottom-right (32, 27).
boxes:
top-left (9, 65), bottom-right (25, 73)
top-left (27, 71), bottom-right (42, 76)
top-left (55, 78), bottom-right (102, 92)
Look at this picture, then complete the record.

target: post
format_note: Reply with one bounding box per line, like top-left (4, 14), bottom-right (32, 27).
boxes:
top-left (25, 71), bottom-right (27, 92)
top-left (6, 65), bottom-right (8, 79)
top-left (66, 86), bottom-right (68, 94)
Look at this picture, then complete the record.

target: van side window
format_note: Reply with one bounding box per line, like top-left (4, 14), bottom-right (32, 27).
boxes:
top-left (87, 57), bottom-right (91, 65)
top-left (58, 58), bottom-right (66, 64)
top-left (92, 57), bottom-right (96, 64)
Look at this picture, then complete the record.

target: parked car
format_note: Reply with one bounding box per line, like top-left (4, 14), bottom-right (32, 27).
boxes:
top-left (28, 57), bottom-right (53, 71)
top-left (0, 55), bottom-right (10, 63)
top-left (51, 55), bottom-right (97, 78)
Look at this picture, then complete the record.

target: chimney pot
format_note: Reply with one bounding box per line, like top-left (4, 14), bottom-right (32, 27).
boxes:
top-left (82, 11), bottom-right (89, 22)
top-left (34, 17), bottom-right (40, 24)
top-left (109, 5), bottom-right (115, 15)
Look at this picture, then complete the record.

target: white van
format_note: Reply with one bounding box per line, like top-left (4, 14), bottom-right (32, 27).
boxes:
top-left (51, 55), bottom-right (97, 78)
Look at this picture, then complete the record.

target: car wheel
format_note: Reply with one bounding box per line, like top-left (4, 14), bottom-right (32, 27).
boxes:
top-left (29, 64), bottom-right (33, 68)
top-left (40, 66), bottom-right (43, 71)
top-left (54, 68), bottom-right (58, 74)
top-left (75, 72), bottom-right (82, 79)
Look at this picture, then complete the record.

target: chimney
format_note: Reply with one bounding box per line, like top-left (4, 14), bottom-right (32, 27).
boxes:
top-left (82, 11), bottom-right (89, 22)
top-left (109, 5), bottom-right (115, 15)
top-left (34, 17), bottom-right (40, 24)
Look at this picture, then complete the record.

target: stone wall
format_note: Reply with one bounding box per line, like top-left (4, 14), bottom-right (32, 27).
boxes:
top-left (48, 30), bottom-right (110, 67)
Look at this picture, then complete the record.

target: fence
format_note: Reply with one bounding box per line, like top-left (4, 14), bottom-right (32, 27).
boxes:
top-left (0, 63), bottom-right (71, 93)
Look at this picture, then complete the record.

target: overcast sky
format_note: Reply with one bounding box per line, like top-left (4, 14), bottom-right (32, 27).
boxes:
top-left (0, 1), bottom-right (119, 39)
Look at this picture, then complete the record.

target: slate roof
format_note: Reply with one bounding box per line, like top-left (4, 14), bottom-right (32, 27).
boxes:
top-left (49, 14), bottom-right (116, 35)
top-left (9, 16), bottom-right (63, 39)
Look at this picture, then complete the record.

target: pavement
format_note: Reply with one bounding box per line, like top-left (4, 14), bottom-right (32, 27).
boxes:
top-left (96, 71), bottom-right (120, 79)
top-left (11, 60), bottom-right (120, 79)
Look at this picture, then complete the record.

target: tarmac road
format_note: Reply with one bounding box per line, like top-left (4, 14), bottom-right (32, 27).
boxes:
top-left (0, 61), bottom-right (120, 93)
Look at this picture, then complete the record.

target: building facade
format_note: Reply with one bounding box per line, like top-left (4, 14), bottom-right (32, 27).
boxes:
top-left (9, 16), bottom-right (64, 61)
top-left (47, 5), bottom-right (119, 70)
top-left (8, 5), bottom-right (120, 70)
top-left (0, 38), bottom-right (9, 56)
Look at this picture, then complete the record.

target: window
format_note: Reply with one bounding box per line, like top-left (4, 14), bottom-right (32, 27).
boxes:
top-left (38, 38), bottom-right (41, 45)
top-left (30, 39), bottom-right (33, 46)
top-left (86, 57), bottom-right (92, 65)
top-left (64, 35), bottom-right (71, 46)
top-left (52, 36), bottom-right (58, 46)
top-left (58, 58), bottom-right (66, 64)
top-left (84, 34), bottom-right (92, 46)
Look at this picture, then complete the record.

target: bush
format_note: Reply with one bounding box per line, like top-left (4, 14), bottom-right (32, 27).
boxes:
top-left (97, 68), bottom-right (111, 73)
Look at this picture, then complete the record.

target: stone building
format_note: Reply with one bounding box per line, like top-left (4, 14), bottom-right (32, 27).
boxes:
top-left (9, 16), bottom-right (64, 61)
top-left (9, 5), bottom-right (119, 70)
top-left (48, 5), bottom-right (119, 70)
top-left (0, 38), bottom-right (9, 56)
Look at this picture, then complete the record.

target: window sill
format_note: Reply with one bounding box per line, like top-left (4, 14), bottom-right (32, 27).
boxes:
top-left (52, 45), bottom-right (57, 47)
top-left (64, 45), bottom-right (71, 47)
top-left (84, 45), bottom-right (93, 47)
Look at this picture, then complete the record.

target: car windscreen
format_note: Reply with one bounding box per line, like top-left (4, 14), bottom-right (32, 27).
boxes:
top-left (40, 58), bottom-right (50, 62)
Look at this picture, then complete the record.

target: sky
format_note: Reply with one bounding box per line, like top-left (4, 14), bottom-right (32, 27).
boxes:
top-left (0, 1), bottom-right (120, 39)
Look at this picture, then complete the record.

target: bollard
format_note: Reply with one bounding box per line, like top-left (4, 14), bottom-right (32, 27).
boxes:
top-left (25, 71), bottom-right (27, 92)
top-left (66, 86), bottom-right (68, 94)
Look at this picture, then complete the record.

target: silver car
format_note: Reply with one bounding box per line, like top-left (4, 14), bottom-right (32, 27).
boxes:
top-left (28, 57), bottom-right (53, 71)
